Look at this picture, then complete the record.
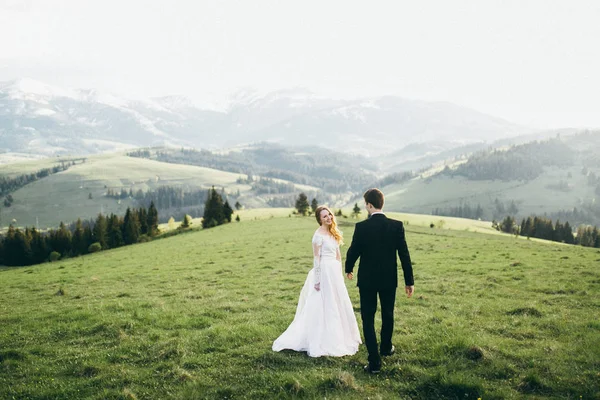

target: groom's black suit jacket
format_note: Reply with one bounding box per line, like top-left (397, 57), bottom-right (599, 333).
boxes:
top-left (345, 214), bottom-right (414, 290)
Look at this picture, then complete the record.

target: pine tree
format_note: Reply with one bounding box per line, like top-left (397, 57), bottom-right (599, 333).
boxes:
top-left (352, 203), bottom-right (361, 218)
top-left (235, 201), bottom-right (242, 210)
top-left (147, 201), bottom-right (159, 236)
top-left (138, 207), bottom-right (149, 235)
top-left (29, 227), bottom-right (49, 264)
top-left (53, 222), bottom-right (72, 257)
top-left (2, 225), bottom-right (17, 265)
top-left (553, 220), bottom-right (564, 242)
top-left (83, 224), bottom-right (94, 250)
top-left (107, 214), bottom-right (124, 248)
top-left (295, 193), bottom-right (309, 216)
top-left (93, 214), bottom-right (108, 249)
top-left (311, 198), bottom-right (318, 214)
top-left (72, 218), bottom-right (87, 256)
top-left (10, 228), bottom-right (32, 266)
top-left (500, 216), bottom-right (515, 233)
top-left (563, 221), bottom-right (574, 244)
top-left (203, 187), bottom-right (226, 228)
top-left (0, 234), bottom-right (5, 266)
top-left (223, 200), bottom-right (234, 223)
top-left (181, 214), bottom-right (192, 229)
top-left (122, 208), bottom-right (141, 245)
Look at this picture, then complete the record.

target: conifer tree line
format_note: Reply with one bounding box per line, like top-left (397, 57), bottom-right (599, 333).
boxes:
top-left (447, 139), bottom-right (574, 181)
top-left (495, 214), bottom-right (600, 248)
top-left (0, 160), bottom-right (83, 199)
top-left (0, 202), bottom-right (158, 267)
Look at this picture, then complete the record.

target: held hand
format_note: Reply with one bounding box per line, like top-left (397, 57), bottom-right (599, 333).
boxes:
top-left (314, 282), bottom-right (321, 291)
top-left (405, 285), bottom-right (414, 298)
top-left (346, 272), bottom-right (353, 280)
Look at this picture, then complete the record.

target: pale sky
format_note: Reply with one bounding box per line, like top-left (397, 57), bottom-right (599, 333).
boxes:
top-left (1, 0), bottom-right (599, 129)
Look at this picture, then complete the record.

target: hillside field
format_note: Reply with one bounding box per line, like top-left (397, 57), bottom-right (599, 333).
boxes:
top-left (1, 215), bottom-right (599, 399)
top-left (0, 154), bottom-right (318, 229)
top-left (381, 167), bottom-right (597, 219)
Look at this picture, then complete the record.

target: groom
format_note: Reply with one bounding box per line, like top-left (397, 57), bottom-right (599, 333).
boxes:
top-left (345, 188), bottom-right (414, 374)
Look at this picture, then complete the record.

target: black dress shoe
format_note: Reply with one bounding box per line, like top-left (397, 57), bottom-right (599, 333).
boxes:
top-left (363, 364), bottom-right (381, 374)
top-left (381, 345), bottom-right (395, 357)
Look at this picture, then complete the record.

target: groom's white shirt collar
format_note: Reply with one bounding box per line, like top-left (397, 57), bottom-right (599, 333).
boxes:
top-left (371, 211), bottom-right (385, 216)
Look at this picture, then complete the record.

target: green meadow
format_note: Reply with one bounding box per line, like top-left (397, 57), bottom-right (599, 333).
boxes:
top-left (1, 214), bottom-right (599, 399)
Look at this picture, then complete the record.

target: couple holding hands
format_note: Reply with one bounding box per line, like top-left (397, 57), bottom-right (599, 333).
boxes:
top-left (273, 188), bottom-right (414, 374)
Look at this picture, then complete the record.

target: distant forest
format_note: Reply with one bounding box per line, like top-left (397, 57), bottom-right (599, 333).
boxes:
top-left (432, 199), bottom-right (519, 221)
top-left (128, 145), bottom-right (377, 193)
top-left (446, 139), bottom-right (574, 181)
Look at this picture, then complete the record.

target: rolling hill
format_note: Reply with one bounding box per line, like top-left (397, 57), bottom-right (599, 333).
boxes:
top-left (0, 153), bottom-right (319, 229)
top-left (376, 131), bottom-right (600, 227)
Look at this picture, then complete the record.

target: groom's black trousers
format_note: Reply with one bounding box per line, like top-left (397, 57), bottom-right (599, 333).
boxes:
top-left (359, 287), bottom-right (396, 367)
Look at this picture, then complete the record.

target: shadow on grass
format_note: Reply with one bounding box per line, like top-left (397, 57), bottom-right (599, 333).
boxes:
top-left (507, 307), bottom-right (543, 317)
top-left (0, 350), bottom-right (27, 362)
top-left (413, 374), bottom-right (484, 400)
top-left (255, 350), bottom-right (336, 372)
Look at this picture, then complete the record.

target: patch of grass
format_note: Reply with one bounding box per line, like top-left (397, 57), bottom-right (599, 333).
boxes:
top-left (517, 373), bottom-right (551, 394)
top-left (320, 371), bottom-right (359, 392)
top-left (284, 378), bottom-right (305, 396)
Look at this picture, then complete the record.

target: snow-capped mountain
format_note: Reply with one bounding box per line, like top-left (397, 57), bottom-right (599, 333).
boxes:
top-left (0, 78), bottom-right (530, 159)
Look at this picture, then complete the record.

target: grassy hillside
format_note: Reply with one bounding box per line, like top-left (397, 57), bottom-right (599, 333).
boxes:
top-left (381, 167), bottom-right (596, 218)
top-left (372, 133), bottom-right (600, 229)
top-left (0, 154), bottom-right (318, 229)
top-left (0, 157), bottom-right (79, 178)
top-left (1, 216), bottom-right (598, 399)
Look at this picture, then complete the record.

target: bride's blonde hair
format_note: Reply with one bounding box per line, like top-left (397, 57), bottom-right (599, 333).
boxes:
top-left (315, 206), bottom-right (344, 245)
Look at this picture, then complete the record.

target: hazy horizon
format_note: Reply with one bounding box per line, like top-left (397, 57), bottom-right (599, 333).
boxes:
top-left (1, 0), bottom-right (599, 130)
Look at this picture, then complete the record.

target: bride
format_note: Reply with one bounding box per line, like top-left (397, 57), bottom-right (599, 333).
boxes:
top-left (272, 206), bottom-right (362, 357)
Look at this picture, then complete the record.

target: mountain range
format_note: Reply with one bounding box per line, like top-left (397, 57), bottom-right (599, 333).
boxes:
top-left (0, 78), bottom-right (531, 161)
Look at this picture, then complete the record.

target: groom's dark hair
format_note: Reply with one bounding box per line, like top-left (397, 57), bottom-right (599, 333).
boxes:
top-left (364, 188), bottom-right (384, 209)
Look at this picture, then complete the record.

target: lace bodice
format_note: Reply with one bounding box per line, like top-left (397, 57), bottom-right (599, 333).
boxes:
top-left (312, 231), bottom-right (340, 260)
top-left (312, 230), bottom-right (341, 289)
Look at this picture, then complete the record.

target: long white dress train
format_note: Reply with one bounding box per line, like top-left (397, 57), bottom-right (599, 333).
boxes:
top-left (272, 230), bottom-right (362, 357)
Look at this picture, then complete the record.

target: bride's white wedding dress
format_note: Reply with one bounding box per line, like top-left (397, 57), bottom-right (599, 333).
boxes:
top-left (272, 230), bottom-right (362, 357)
